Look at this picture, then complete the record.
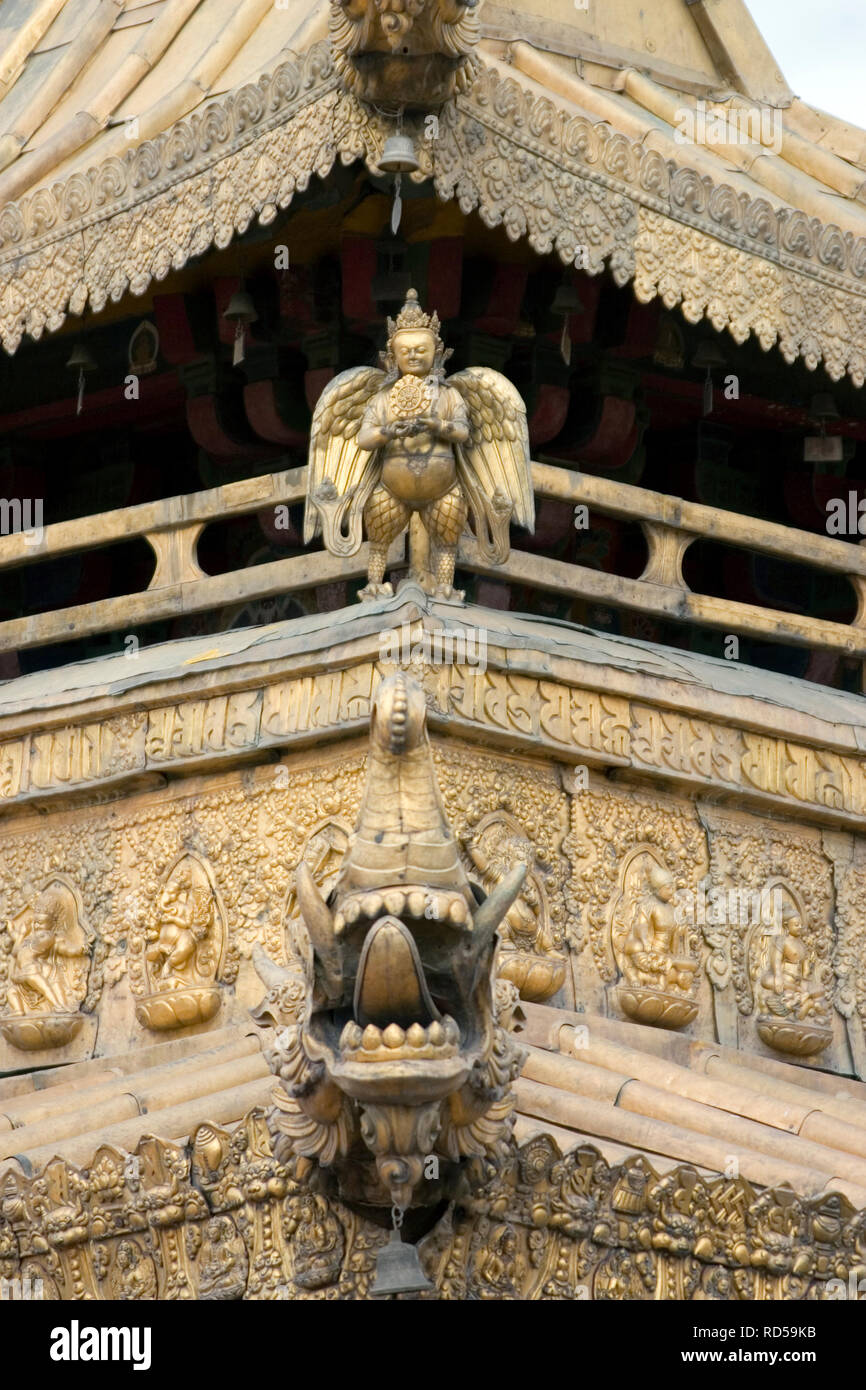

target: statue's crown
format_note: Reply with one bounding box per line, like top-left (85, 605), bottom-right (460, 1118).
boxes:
top-left (387, 289), bottom-right (442, 345)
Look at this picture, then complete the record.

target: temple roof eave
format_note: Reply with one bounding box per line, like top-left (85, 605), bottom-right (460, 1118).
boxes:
top-left (0, 22), bottom-right (861, 380)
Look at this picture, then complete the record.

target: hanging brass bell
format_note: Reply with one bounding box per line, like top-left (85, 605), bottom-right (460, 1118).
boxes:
top-left (379, 133), bottom-right (420, 175)
top-left (370, 1230), bottom-right (434, 1297)
top-left (65, 342), bottom-right (97, 373)
top-left (223, 288), bottom-right (258, 325)
top-left (551, 283), bottom-right (583, 317)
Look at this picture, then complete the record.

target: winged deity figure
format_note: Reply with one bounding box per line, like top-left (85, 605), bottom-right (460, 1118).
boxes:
top-left (303, 289), bottom-right (535, 600)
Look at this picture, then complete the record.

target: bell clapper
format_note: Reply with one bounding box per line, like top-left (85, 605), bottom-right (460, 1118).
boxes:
top-left (66, 339), bottom-right (97, 417)
top-left (391, 171), bottom-right (403, 235)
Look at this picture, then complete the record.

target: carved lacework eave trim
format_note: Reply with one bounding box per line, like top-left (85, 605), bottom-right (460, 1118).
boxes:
top-left (3, 1122), bottom-right (866, 1300)
top-left (0, 47), bottom-right (864, 382)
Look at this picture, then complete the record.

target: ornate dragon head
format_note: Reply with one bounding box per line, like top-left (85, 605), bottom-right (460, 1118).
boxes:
top-left (254, 672), bottom-right (526, 1211)
top-left (329, 0), bottom-right (483, 106)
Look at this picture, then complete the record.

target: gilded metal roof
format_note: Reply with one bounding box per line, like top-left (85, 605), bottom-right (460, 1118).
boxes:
top-left (0, 0), bottom-right (862, 378)
top-left (3, 1004), bottom-right (866, 1208)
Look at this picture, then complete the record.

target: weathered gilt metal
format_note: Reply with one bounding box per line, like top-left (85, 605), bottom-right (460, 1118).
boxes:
top-left (304, 289), bottom-right (534, 598)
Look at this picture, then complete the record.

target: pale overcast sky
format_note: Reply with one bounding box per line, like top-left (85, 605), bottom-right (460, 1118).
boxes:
top-left (748, 0), bottom-right (865, 128)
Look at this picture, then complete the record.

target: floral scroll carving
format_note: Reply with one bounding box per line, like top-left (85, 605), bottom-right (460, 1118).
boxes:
top-left (5, 1114), bottom-right (866, 1301)
top-left (0, 42), bottom-right (860, 383)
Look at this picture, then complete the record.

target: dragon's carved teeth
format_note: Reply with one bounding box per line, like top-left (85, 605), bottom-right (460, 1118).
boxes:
top-left (340, 1013), bottom-right (461, 1062)
top-left (382, 1023), bottom-right (405, 1049)
top-left (340, 1020), bottom-right (364, 1050)
top-left (332, 888), bottom-right (473, 936)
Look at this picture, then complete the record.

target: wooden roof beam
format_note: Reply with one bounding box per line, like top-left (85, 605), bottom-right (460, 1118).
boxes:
top-left (0, 0), bottom-right (68, 97)
top-left (684, 0), bottom-right (793, 107)
top-left (0, 0), bottom-right (206, 207)
top-left (0, 0), bottom-right (125, 176)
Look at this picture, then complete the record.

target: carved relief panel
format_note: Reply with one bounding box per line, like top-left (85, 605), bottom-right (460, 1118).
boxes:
top-left (438, 748), bottom-right (572, 1005)
top-left (748, 881), bottom-right (833, 1058)
top-left (0, 738), bottom-right (572, 1064)
top-left (0, 721), bottom-right (859, 1073)
top-left (466, 811), bottom-right (567, 1002)
top-left (130, 853), bottom-right (228, 1031)
top-left (609, 848), bottom-right (699, 1028)
top-left (0, 876), bottom-right (95, 1052)
top-left (699, 807), bottom-right (840, 1064)
top-left (0, 867), bottom-right (97, 1050)
top-left (565, 779), bottom-right (709, 1029)
top-left (824, 829), bottom-right (866, 1077)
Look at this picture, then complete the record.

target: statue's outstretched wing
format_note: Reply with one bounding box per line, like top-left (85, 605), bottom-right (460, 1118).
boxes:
top-left (304, 366), bottom-right (385, 556)
top-left (449, 367), bottom-right (534, 564)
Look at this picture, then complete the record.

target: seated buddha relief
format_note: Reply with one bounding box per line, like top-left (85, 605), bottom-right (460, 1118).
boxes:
top-left (609, 849), bottom-right (699, 1029)
top-left (748, 883), bottom-right (832, 1058)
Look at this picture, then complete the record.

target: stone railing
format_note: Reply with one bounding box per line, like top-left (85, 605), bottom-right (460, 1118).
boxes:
top-left (2, 461), bottom-right (864, 665)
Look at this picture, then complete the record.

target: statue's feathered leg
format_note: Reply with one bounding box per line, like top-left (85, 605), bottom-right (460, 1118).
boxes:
top-left (360, 486), bottom-right (411, 600)
top-left (423, 484), bottom-right (468, 599)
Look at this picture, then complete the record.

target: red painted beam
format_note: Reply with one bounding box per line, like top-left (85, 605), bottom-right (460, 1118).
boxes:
top-left (0, 373), bottom-right (186, 438)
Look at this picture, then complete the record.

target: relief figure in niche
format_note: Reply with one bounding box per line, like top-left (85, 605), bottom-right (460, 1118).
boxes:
top-left (760, 902), bottom-right (828, 1021)
top-left (197, 1216), bottom-right (247, 1301)
top-left (115, 1239), bottom-right (157, 1301)
top-left (611, 850), bottom-right (698, 1030)
top-left (1, 880), bottom-right (92, 1051)
top-left (621, 861), bottom-right (694, 993)
top-left (468, 813), bottom-right (565, 1002)
top-left (284, 1191), bottom-right (344, 1291)
top-left (146, 863), bottom-right (215, 987)
top-left (749, 885), bottom-right (832, 1058)
top-left (137, 855), bottom-right (226, 1032)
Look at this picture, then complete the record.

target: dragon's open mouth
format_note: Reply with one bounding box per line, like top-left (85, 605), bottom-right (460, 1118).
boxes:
top-left (304, 891), bottom-right (490, 1099)
top-left (254, 673), bottom-right (528, 1210)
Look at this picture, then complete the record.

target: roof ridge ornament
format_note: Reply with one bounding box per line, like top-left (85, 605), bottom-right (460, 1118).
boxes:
top-left (252, 671), bottom-right (527, 1215)
top-left (329, 0), bottom-right (483, 105)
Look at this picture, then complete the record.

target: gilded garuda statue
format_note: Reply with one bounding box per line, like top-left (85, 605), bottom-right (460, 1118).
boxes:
top-left (304, 289), bottom-right (534, 600)
top-left (253, 672), bottom-right (527, 1213)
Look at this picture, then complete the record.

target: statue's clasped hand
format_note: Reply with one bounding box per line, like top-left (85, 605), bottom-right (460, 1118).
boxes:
top-left (412, 414), bottom-right (440, 435)
top-left (385, 414), bottom-right (441, 440)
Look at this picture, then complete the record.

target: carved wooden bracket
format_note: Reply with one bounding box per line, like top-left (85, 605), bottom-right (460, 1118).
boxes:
top-left (244, 380), bottom-right (309, 448)
top-left (186, 396), bottom-right (276, 464)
